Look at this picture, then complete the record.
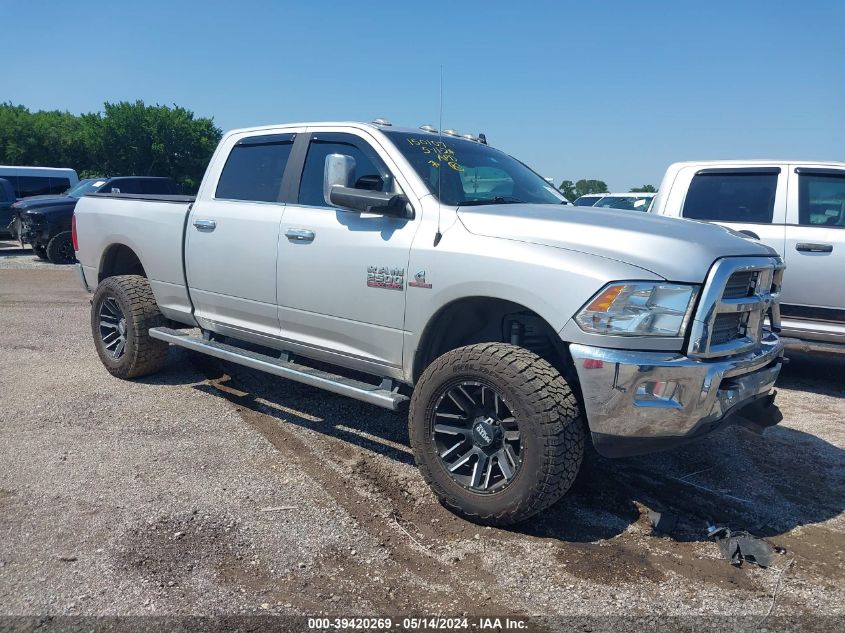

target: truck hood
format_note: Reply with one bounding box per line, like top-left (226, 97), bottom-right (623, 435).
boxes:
top-left (457, 204), bottom-right (778, 282)
top-left (13, 196), bottom-right (77, 217)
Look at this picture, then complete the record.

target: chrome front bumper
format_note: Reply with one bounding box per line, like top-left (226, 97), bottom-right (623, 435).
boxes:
top-left (570, 334), bottom-right (784, 457)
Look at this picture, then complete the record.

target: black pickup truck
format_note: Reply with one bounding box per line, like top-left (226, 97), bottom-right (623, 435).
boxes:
top-left (12, 176), bottom-right (178, 263)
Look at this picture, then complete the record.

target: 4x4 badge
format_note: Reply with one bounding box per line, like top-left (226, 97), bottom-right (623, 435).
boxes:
top-left (408, 270), bottom-right (432, 289)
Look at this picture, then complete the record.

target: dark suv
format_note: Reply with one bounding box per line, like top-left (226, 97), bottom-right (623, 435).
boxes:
top-left (12, 177), bottom-right (178, 264)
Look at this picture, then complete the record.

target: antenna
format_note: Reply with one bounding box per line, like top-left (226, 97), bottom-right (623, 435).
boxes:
top-left (434, 66), bottom-right (444, 247)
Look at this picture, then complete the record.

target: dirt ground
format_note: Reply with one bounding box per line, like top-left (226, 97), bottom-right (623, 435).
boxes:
top-left (0, 241), bottom-right (843, 629)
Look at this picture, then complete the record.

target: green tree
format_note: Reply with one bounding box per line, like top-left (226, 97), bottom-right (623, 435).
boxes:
top-left (574, 179), bottom-right (609, 198)
top-left (558, 179), bottom-right (576, 201)
top-left (558, 178), bottom-right (609, 201)
top-left (0, 101), bottom-right (222, 193)
top-left (630, 184), bottom-right (656, 193)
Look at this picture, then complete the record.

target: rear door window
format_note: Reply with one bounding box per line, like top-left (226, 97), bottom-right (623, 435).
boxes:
top-left (682, 171), bottom-right (778, 223)
top-left (798, 172), bottom-right (845, 227)
top-left (216, 135), bottom-right (295, 203)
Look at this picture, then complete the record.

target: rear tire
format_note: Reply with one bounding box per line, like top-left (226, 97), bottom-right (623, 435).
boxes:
top-left (32, 244), bottom-right (49, 260)
top-left (45, 231), bottom-right (76, 264)
top-left (409, 343), bottom-right (584, 526)
top-left (91, 275), bottom-right (168, 379)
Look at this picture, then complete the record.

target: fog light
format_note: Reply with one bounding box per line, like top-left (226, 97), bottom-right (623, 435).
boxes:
top-left (636, 380), bottom-right (679, 401)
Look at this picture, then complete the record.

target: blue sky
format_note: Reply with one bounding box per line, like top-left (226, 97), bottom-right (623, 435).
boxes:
top-left (3, 1), bottom-right (843, 190)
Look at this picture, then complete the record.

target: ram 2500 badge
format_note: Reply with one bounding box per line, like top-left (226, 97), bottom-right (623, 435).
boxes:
top-left (73, 121), bottom-right (785, 525)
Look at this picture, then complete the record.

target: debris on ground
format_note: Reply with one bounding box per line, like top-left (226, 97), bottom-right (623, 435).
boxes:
top-left (647, 510), bottom-right (678, 534)
top-left (707, 525), bottom-right (776, 567)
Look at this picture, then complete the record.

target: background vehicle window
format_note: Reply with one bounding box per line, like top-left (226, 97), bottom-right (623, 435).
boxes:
top-left (0, 179), bottom-right (10, 202)
top-left (594, 196), bottom-right (652, 211)
top-left (682, 172), bottom-right (777, 223)
top-left (799, 174), bottom-right (845, 227)
top-left (216, 140), bottom-right (293, 202)
top-left (298, 135), bottom-right (390, 207)
top-left (16, 176), bottom-right (52, 197)
top-left (140, 179), bottom-right (176, 195)
top-left (49, 178), bottom-right (70, 194)
top-left (107, 179), bottom-right (139, 194)
top-left (573, 195), bottom-right (604, 206)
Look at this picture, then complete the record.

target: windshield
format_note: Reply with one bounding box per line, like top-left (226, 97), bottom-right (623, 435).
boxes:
top-left (383, 131), bottom-right (566, 206)
top-left (593, 195), bottom-right (653, 211)
top-left (66, 178), bottom-right (107, 198)
top-left (573, 195), bottom-right (604, 206)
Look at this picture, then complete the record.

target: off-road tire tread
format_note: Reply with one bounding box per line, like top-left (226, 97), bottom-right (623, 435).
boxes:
top-left (409, 343), bottom-right (584, 526)
top-left (91, 275), bottom-right (168, 379)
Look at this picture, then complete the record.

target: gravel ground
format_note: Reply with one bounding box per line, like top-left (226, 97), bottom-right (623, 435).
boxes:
top-left (0, 241), bottom-right (843, 628)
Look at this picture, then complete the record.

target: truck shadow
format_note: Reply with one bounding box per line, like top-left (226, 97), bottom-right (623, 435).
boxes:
top-left (0, 243), bottom-right (30, 257)
top-left (150, 349), bottom-right (845, 545)
top-left (778, 350), bottom-right (845, 399)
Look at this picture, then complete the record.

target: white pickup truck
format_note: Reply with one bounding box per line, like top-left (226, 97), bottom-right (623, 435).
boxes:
top-left (650, 161), bottom-right (845, 355)
top-left (74, 121), bottom-right (786, 525)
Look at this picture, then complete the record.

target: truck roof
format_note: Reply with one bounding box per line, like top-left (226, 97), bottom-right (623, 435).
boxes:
top-left (667, 159), bottom-right (845, 168)
top-left (222, 121), bottom-right (486, 143)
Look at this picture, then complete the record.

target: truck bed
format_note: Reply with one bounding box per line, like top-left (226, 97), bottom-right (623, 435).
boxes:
top-left (87, 192), bottom-right (196, 203)
top-left (74, 193), bottom-right (195, 323)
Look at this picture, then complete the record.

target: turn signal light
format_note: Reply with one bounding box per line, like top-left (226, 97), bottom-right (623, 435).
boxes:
top-left (584, 284), bottom-right (625, 312)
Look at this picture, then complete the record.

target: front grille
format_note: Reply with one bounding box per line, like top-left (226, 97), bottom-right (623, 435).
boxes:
top-left (722, 271), bottom-right (757, 299)
top-left (710, 313), bottom-right (745, 346)
top-left (688, 256), bottom-right (784, 358)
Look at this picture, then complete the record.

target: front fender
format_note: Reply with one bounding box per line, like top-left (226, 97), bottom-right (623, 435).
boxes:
top-left (402, 230), bottom-right (662, 379)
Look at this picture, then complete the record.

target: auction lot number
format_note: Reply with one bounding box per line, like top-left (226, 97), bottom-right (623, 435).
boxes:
top-left (308, 617), bottom-right (472, 630)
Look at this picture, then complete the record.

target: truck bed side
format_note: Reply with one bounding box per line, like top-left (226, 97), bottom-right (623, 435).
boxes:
top-left (74, 193), bottom-right (196, 324)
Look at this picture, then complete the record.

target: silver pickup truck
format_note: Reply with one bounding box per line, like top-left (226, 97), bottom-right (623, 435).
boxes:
top-left (74, 121), bottom-right (786, 525)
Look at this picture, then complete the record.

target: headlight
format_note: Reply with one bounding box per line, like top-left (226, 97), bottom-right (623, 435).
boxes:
top-left (576, 282), bottom-right (699, 337)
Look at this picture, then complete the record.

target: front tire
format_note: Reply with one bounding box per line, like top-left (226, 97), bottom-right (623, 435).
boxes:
top-left (45, 231), bottom-right (76, 264)
top-left (91, 275), bottom-right (169, 379)
top-left (409, 343), bottom-right (584, 526)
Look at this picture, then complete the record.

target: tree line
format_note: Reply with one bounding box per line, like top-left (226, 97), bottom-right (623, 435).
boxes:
top-left (2, 101), bottom-right (656, 199)
top-left (558, 179), bottom-right (655, 201)
top-left (0, 101), bottom-right (222, 193)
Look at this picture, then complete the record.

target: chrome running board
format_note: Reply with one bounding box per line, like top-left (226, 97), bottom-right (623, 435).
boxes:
top-left (149, 327), bottom-right (409, 411)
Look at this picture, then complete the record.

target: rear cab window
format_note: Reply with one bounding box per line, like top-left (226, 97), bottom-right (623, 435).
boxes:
top-left (682, 169), bottom-right (779, 223)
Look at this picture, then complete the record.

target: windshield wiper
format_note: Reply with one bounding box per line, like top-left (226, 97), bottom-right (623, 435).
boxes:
top-left (461, 196), bottom-right (525, 206)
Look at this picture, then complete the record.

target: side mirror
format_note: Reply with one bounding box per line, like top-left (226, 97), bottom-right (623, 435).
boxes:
top-left (328, 187), bottom-right (414, 219)
top-left (323, 153), bottom-right (356, 206)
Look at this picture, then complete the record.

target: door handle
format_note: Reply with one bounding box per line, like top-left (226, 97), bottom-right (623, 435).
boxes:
top-left (285, 228), bottom-right (315, 243)
top-left (796, 242), bottom-right (833, 253)
top-left (193, 219), bottom-right (217, 232)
